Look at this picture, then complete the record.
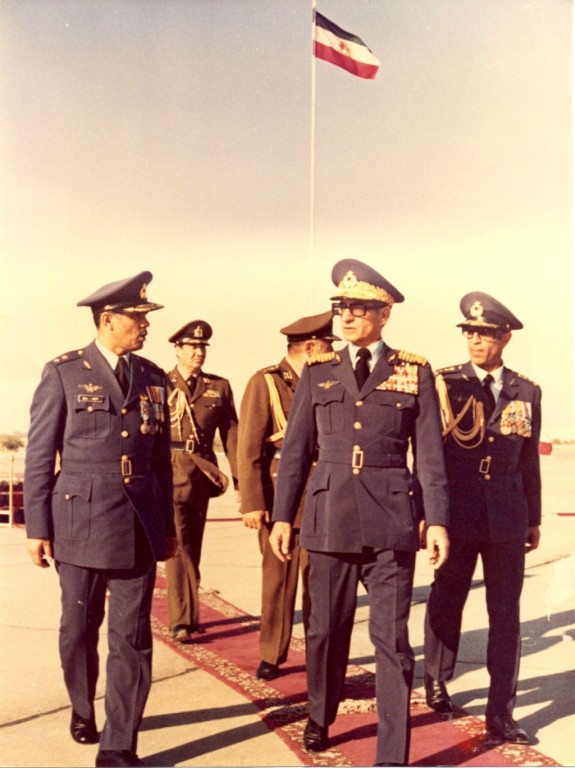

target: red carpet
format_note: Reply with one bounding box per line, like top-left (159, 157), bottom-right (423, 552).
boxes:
top-left (151, 572), bottom-right (558, 767)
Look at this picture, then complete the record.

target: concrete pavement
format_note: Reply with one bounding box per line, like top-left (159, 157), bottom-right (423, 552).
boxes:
top-left (0, 445), bottom-right (573, 767)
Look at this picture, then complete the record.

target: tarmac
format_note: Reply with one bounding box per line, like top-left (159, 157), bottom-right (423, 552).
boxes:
top-left (0, 445), bottom-right (574, 768)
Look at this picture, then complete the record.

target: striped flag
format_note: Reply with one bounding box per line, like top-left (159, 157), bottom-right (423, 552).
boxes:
top-left (313, 11), bottom-right (380, 80)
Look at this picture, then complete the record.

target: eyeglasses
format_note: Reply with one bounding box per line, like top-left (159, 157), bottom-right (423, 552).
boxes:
top-left (461, 328), bottom-right (503, 341)
top-left (332, 301), bottom-right (386, 318)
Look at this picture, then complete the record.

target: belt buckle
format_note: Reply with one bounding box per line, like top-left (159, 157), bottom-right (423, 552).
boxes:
top-left (352, 446), bottom-right (364, 470)
top-left (121, 458), bottom-right (133, 477)
top-left (185, 438), bottom-right (196, 453)
top-left (479, 456), bottom-right (491, 474)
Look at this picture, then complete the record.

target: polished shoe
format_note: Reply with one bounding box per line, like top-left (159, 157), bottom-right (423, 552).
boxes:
top-left (256, 660), bottom-right (279, 680)
top-left (70, 710), bottom-right (99, 744)
top-left (172, 626), bottom-right (193, 644)
top-left (95, 749), bottom-right (144, 767)
top-left (424, 673), bottom-right (453, 713)
top-left (303, 717), bottom-right (328, 752)
top-left (486, 714), bottom-right (530, 744)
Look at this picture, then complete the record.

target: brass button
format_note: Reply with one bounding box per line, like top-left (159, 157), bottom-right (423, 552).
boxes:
top-left (488, 436), bottom-right (495, 443)
top-left (121, 431), bottom-right (129, 438)
top-left (352, 468), bottom-right (360, 476)
top-left (87, 406), bottom-right (93, 413)
top-left (395, 402), bottom-right (402, 409)
top-left (356, 400), bottom-right (364, 406)
top-left (272, 472), bottom-right (277, 479)
top-left (484, 474), bottom-right (491, 481)
top-left (121, 408), bottom-right (128, 415)
top-left (121, 454), bottom-right (129, 461)
top-left (408, 490), bottom-right (414, 497)
top-left (65, 494), bottom-right (71, 501)
top-left (124, 477), bottom-right (131, 485)
top-left (354, 422), bottom-right (362, 430)
top-left (353, 444), bottom-right (361, 451)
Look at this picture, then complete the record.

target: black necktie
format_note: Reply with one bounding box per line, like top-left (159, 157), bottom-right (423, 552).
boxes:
top-left (482, 373), bottom-right (496, 417)
top-left (355, 348), bottom-right (371, 389)
top-left (115, 356), bottom-right (130, 396)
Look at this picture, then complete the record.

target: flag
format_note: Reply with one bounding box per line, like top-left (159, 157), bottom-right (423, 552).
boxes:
top-left (313, 11), bottom-right (380, 80)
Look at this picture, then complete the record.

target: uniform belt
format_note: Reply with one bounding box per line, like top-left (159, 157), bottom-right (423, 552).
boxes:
top-left (274, 448), bottom-right (319, 461)
top-left (171, 439), bottom-right (200, 453)
top-left (319, 449), bottom-right (405, 469)
top-left (61, 459), bottom-right (151, 477)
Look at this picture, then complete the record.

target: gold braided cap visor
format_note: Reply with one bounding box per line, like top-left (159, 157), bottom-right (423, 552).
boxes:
top-left (101, 302), bottom-right (164, 313)
top-left (331, 279), bottom-right (395, 306)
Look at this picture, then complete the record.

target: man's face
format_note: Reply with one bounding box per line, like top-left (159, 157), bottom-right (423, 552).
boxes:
top-left (335, 301), bottom-right (391, 347)
top-left (463, 328), bottom-right (511, 372)
top-left (108, 311), bottom-right (150, 353)
top-left (176, 342), bottom-right (207, 374)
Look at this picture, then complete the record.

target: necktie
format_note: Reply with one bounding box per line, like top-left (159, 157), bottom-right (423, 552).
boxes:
top-left (482, 373), bottom-right (496, 417)
top-left (115, 356), bottom-right (130, 396)
top-left (355, 348), bottom-right (371, 389)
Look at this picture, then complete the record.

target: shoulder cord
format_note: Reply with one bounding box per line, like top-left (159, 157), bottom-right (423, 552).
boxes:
top-left (263, 372), bottom-right (288, 444)
top-left (435, 374), bottom-right (485, 449)
top-left (168, 387), bottom-right (199, 443)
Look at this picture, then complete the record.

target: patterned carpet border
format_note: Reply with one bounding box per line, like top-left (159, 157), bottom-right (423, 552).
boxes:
top-left (151, 577), bottom-right (559, 767)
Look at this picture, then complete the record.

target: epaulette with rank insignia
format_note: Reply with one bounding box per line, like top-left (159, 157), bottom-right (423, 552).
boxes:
top-left (261, 363), bottom-right (281, 374)
top-left (389, 349), bottom-right (428, 366)
top-left (52, 349), bottom-right (85, 365)
top-left (435, 365), bottom-right (461, 375)
top-left (307, 351), bottom-right (340, 366)
top-left (516, 371), bottom-right (539, 388)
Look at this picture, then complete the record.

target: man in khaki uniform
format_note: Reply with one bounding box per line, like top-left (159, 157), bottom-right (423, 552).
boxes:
top-left (166, 320), bottom-right (238, 643)
top-left (238, 311), bottom-right (338, 680)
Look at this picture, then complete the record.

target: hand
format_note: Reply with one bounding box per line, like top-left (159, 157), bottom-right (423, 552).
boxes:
top-left (525, 525), bottom-right (541, 553)
top-left (426, 525), bottom-right (450, 569)
top-left (418, 519), bottom-right (427, 549)
top-left (27, 538), bottom-right (53, 568)
top-left (269, 522), bottom-right (293, 562)
top-left (242, 510), bottom-right (269, 530)
top-left (163, 536), bottom-right (179, 560)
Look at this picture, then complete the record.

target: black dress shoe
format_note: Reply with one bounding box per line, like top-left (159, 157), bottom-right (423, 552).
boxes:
top-left (303, 717), bottom-right (328, 752)
top-left (256, 660), bottom-right (279, 680)
top-left (486, 715), bottom-right (530, 744)
top-left (424, 673), bottom-right (453, 713)
top-left (70, 710), bottom-right (99, 744)
top-left (95, 750), bottom-right (144, 767)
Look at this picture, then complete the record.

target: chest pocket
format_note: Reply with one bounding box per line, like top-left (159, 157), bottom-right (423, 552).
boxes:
top-left (73, 394), bottom-right (111, 439)
top-left (314, 385), bottom-right (345, 434)
top-left (368, 391), bottom-right (416, 435)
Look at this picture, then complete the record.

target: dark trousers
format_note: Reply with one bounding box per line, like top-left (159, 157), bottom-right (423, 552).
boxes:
top-left (259, 523), bottom-right (310, 665)
top-left (307, 548), bottom-right (416, 766)
top-left (424, 538), bottom-right (526, 716)
top-left (165, 466), bottom-right (211, 632)
top-left (58, 559), bottom-right (156, 752)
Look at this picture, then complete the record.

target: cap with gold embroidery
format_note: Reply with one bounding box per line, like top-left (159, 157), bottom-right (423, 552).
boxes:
top-left (169, 320), bottom-right (213, 346)
top-left (77, 271), bottom-right (163, 313)
top-left (330, 259), bottom-right (404, 305)
top-left (457, 291), bottom-right (523, 331)
top-left (280, 310), bottom-right (340, 343)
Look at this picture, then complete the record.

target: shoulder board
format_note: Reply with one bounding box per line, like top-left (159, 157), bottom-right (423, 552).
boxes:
top-left (261, 363), bottom-right (281, 374)
top-left (435, 364), bottom-right (463, 375)
top-left (307, 351), bottom-right (340, 366)
top-left (389, 349), bottom-right (428, 366)
top-left (52, 349), bottom-right (85, 365)
top-left (201, 372), bottom-right (225, 382)
top-left (134, 355), bottom-right (165, 374)
top-left (516, 371), bottom-right (539, 388)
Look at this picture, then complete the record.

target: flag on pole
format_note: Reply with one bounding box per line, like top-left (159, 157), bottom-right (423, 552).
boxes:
top-left (313, 11), bottom-right (380, 80)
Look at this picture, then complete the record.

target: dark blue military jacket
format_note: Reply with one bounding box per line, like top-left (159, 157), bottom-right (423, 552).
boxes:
top-left (436, 361), bottom-right (542, 542)
top-left (24, 341), bottom-right (175, 568)
top-left (272, 344), bottom-right (449, 553)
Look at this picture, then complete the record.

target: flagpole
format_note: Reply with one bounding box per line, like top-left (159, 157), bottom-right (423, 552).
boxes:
top-left (310, 0), bottom-right (317, 309)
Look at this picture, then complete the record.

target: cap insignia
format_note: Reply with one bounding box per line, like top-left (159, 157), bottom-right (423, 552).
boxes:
top-left (193, 325), bottom-right (204, 338)
top-left (140, 283), bottom-right (148, 300)
top-left (470, 301), bottom-right (484, 319)
top-left (341, 270), bottom-right (358, 290)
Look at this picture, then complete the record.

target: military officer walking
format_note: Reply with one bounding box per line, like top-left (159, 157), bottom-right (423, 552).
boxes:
top-left (165, 320), bottom-right (238, 643)
top-left (270, 259), bottom-right (450, 766)
top-left (423, 292), bottom-right (542, 745)
top-left (238, 311), bottom-right (338, 681)
top-left (24, 272), bottom-right (176, 768)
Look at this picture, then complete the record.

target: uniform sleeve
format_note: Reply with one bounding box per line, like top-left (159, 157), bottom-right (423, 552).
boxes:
top-left (271, 365), bottom-right (317, 524)
top-left (521, 385), bottom-right (542, 526)
top-left (23, 363), bottom-right (67, 540)
top-left (411, 362), bottom-right (450, 527)
top-left (237, 372), bottom-right (273, 512)
top-left (218, 380), bottom-right (239, 489)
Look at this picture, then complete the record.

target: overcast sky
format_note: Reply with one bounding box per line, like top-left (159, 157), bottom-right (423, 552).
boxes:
top-left (0, 0), bottom-right (572, 439)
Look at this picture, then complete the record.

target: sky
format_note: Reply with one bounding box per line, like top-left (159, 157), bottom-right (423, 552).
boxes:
top-left (0, 0), bottom-right (572, 440)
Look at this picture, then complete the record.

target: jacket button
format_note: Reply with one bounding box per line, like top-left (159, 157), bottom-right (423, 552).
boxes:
top-left (121, 430), bottom-right (129, 438)
top-left (354, 422), bottom-right (362, 430)
top-left (356, 400), bottom-right (364, 406)
top-left (484, 474), bottom-right (491, 481)
top-left (87, 406), bottom-right (94, 413)
top-left (121, 454), bottom-right (129, 461)
top-left (395, 402), bottom-right (402, 409)
top-left (121, 408), bottom-right (128, 415)
top-left (124, 477), bottom-right (131, 485)
top-left (65, 494), bottom-right (71, 501)
top-left (352, 468), bottom-right (360, 476)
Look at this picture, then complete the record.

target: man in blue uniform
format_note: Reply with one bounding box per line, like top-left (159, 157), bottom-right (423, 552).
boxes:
top-left (270, 259), bottom-right (450, 767)
top-left (24, 272), bottom-right (176, 768)
top-left (423, 292), bottom-right (542, 746)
